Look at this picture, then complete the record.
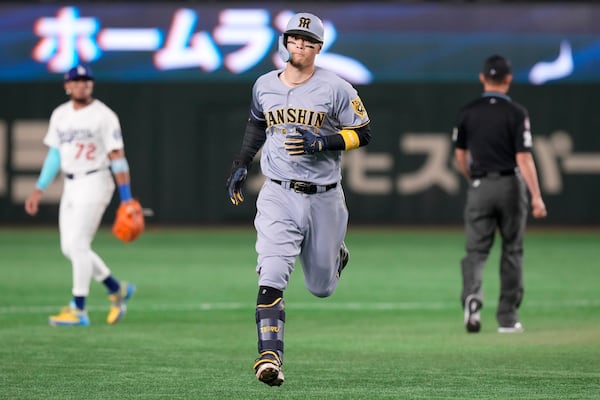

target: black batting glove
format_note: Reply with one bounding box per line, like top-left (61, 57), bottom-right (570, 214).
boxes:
top-left (284, 127), bottom-right (327, 156)
top-left (226, 162), bottom-right (248, 206)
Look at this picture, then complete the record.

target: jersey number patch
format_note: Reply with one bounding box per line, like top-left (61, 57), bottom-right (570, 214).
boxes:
top-left (75, 142), bottom-right (97, 160)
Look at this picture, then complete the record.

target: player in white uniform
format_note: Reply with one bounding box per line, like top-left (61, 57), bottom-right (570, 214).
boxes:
top-left (226, 13), bottom-right (372, 386)
top-left (25, 64), bottom-right (136, 326)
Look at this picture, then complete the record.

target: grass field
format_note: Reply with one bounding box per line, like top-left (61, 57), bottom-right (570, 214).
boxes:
top-left (1, 227), bottom-right (599, 399)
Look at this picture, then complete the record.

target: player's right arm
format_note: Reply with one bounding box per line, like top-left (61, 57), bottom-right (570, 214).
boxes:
top-left (226, 79), bottom-right (269, 205)
top-left (226, 107), bottom-right (267, 206)
top-left (226, 115), bottom-right (267, 206)
top-left (234, 115), bottom-right (267, 168)
top-left (25, 146), bottom-right (61, 216)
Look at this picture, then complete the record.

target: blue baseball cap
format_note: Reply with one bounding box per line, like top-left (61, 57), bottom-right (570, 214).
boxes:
top-left (64, 64), bottom-right (94, 81)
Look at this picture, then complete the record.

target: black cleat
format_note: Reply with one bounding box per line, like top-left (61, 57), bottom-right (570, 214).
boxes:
top-left (464, 294), bottom-right (482, 333)
top-left (253, 351), bottom-right (284, 386)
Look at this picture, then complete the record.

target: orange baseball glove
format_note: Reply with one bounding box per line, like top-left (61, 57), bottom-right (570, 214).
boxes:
top-left (112, 199), bottom-right (145, 243)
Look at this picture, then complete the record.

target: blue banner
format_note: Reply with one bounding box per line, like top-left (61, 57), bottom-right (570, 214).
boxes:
top-left (1, 3), bottom-right (600, 84)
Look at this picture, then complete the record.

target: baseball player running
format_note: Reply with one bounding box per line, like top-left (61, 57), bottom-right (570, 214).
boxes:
top-left (226, 12), bottom-right (372, 386)
top-left (25, 64), bottom-right (136, 326)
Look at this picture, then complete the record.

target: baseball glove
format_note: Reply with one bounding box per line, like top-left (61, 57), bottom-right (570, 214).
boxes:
top-left (112, 199), bottom-right (145, 243)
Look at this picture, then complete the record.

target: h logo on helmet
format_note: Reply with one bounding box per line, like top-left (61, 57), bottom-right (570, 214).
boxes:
top-left (298, 17), bottom-right (311, 29)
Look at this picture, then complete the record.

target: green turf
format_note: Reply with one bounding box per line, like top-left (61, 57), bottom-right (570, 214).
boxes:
top-left (1, 227), bottom-right (599, 399)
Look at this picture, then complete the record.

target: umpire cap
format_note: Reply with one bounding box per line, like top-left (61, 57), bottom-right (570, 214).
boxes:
top-left (64, 64), bottom-right (94, 81)
top-left (284, 12), bottom-right (324, 44)
top-left (482, 55), bottom-right (511, 80)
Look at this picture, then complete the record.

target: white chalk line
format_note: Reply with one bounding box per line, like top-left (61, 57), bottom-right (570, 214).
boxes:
top-left (0, 299), bottom-right (599, 315)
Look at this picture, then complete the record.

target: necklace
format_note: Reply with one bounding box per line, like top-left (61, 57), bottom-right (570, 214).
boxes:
top-left (281, 70), bottom-right (314, 87)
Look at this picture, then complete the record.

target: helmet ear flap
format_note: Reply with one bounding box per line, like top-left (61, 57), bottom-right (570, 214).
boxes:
top-left (278, 34), bottom-right (290, 63)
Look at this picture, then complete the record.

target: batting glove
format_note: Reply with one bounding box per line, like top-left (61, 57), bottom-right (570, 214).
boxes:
top-left (284, 128), bottom-right (327, 156)
top-left (226, 164), bottom-right (247, 206)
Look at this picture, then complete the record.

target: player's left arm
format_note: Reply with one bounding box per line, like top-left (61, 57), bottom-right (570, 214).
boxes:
top-left (109, 149), bottom-right (133, 202)
top-left (322, 122), bottom-right (371, 151)
top-left (102, 109), bottom-right (134, 203)
top-left (285, 92), bottom-right (371, 155)
top-left (285, 122), bottom-right (371, 156)
top-left (285, 123), bottom-right (371, 156)
top-left (322, 92), bottom-right (371, 151)
top-left (109, 148), bottom-right (145, 242)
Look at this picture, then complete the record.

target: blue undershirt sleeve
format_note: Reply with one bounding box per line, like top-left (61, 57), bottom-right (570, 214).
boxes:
top-left (36, 147), bottom-right (61, 190)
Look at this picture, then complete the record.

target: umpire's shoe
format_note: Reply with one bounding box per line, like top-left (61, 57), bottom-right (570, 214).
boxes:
top-left (107, 281), bottom-right (136, 325)
top-left (498, 322), bottom-right (524, 333)
top-left (464, 294), bottom-right (482, 333)
top-left (336, 242), bottom-right (350, 279)
top-left (253, 351), bottom-right (284, 386)
top-left (49, 305), bottom-right (90, 327)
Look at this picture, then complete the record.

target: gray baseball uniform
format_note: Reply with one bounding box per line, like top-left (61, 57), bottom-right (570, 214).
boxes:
top-left (225, 12), bottom-right (372, 386)
top-left (252, 66), bottom-right (368, 295)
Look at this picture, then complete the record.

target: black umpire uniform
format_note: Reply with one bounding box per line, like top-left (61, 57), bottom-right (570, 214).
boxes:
top-left (452, 55), bottom-right (547, 333)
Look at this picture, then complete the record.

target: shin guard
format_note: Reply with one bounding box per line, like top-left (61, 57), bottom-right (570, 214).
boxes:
top-left (255, 297), bottom-right (285, 366)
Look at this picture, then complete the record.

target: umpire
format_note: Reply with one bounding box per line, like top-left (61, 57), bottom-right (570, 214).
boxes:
top-left (452, 54), bottom-right (547, 334)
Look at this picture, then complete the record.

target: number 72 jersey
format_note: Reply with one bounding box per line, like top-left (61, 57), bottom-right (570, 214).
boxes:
top-left (44, 99), bottom-right (124, 174)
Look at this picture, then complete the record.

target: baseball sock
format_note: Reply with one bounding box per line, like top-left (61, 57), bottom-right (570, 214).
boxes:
top-left (103, 275), bottom-right (120, 294)
top-left (257, 286), bottom-right (282, 305)
top-left (256, 286), bottom-right (285, 365)
top-left (73, 296), bottom-right (86, 311)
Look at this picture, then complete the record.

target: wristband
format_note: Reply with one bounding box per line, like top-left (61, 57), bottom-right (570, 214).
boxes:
top-left (118, 183), bottom-right (132, 201)
top-left (339, 129), bottom-right (360, 150)
top-left (110, 158), bottom-right (130, 174)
